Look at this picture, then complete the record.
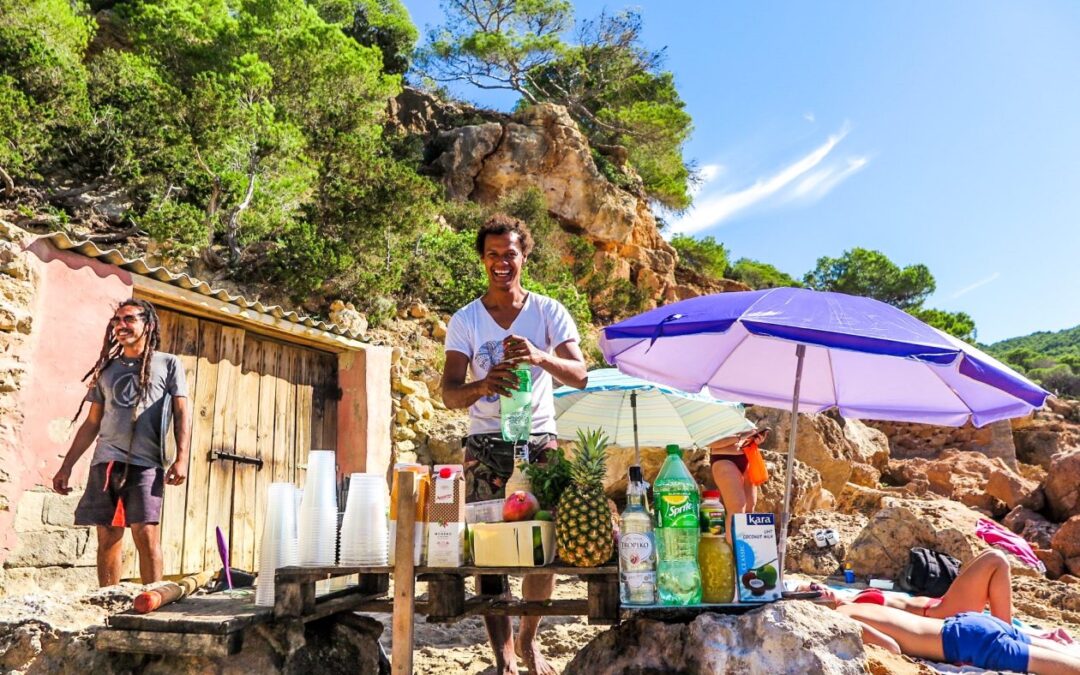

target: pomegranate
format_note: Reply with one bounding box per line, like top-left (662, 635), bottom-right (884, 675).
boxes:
top-left (503, 491), bottom-right (540, 522)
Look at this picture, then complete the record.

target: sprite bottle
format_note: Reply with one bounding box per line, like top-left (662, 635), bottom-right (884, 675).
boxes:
top-left (500, 363), bottom-right (532, 443)
top-left (653, 444), bottom-right (702, 605)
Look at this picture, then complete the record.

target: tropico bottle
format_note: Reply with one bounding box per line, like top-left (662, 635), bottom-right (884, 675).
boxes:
top-left (619, 466), bottom-right (657, 605)
top-left (654, 444), bottom-right (703, 605)
top-left (698, 490), bottom-right (735, 603)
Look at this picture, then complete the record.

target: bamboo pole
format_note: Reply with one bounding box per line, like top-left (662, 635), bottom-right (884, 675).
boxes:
top-left (391, 471), bottom-right (416, 675)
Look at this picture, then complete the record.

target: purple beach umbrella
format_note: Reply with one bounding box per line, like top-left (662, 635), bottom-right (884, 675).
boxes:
top-left (600, 287), bottom-right (1050, 573)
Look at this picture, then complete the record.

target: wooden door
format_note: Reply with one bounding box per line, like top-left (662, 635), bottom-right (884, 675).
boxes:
top-left (129, 307), bottom-right (339, 579)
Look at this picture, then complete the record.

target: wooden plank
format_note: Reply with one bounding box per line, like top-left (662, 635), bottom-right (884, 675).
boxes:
top-left (181, 321), bottom-right (222, 574)
top-left (390, 473), bottom-right (417, 675)
top-left (96, 628), bottom-right (242, 657)
top-left (310, 354), bottom-right (327, 451)
top-left (587, 575), bottom-right (621, 625)
top-left (231, 337), bottom-right (262, 572)
top-left (449, 597), bottom-right (590, 620)
top-left (322, 354), bottom-right (338, 450)
top-left (159, 312), bottom-right (200, 576)
top-left (272, 345), bottom-right (297, 485)
top-left (107, 594), bottom-right (271, 634)
top-left (204, 325), bottom-right (244, 573)
top-left (425, 576), bottom-right (465, 620)
top-left (276, 566), bottom-right (393, 583)
top-left (252, 339), bottom-right (278, 570)
top-left (294, 349), bottom-right (313, 488)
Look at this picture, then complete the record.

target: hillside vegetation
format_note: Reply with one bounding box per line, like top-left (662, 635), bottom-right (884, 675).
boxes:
top-left (0, 0), bottom-right (1010, 350)
top-left (987, 325), bottom-right (1080, 398)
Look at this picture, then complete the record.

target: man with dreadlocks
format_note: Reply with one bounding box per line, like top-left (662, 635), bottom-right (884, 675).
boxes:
top-left (51, 299), bottom-right (190, 586)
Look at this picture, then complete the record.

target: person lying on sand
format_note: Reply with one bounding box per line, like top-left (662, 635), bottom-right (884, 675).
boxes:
top-left (807, 549), bottom-right (1013, 621)
top-left (833, 603), bottom-right (1080, 674)
top-left (803, 549), bottom-right (1073, 645)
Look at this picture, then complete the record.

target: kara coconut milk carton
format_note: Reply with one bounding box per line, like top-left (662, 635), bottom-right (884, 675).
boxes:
top-left (731, 512), bottom-right (781, 602)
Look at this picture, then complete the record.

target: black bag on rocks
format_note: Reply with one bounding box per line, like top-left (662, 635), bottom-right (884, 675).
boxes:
top-left (898, 547), bottom-right (962, 597)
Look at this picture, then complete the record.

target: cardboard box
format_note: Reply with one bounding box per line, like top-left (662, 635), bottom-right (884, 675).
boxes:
top-left (425, 465), bottom-right (466, 567)
top-left (390, 464), bottom-right (429, 565)
top-left (732, 512), bottom-right (782, 602)
top-left (471, 521), bottom-right (556, 567)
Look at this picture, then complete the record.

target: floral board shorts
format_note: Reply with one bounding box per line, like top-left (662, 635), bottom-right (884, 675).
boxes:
top-left (463, 432), bottom-right (558, 503)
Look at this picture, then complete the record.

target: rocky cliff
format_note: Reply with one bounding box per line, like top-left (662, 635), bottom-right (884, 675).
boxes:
top-left (392, 89), bottom-right (688, 308)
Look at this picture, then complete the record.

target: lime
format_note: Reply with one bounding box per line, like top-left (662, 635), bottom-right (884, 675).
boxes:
top-left (756, 563), bottom-right (778, 588)
top-left (535, 510), bottom-right (553, 522)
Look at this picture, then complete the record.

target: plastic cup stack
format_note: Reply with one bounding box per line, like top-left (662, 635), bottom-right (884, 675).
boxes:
top-left (255, 482), bottom-right (299, 607)
top-left (298, 450), bottom-right (339, 566)
top-left (339, 473), bottom-right (389, 566)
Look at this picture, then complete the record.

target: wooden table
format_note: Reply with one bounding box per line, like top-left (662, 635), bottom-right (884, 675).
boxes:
top-left (272, 475), bottom-right (622, 674)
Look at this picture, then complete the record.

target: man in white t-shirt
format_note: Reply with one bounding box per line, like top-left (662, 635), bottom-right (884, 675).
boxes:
top-left (442, 213), bottom-right (587, 675)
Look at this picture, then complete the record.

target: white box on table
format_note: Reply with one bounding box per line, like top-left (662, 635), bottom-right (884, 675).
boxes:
top-left (471, 521), bottom-right (556, 567)
top-left (731, 512), bottom-right (782, 602)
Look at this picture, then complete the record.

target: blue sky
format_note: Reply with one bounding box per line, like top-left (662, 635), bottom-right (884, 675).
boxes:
top-left (400, 1), bottom-right (1080, 343)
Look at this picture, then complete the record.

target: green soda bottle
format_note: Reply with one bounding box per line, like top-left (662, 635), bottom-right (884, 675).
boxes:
top-left (500, 363), bottom-right (532, 443)
top-left (653, 444), bottom-right (702, 605)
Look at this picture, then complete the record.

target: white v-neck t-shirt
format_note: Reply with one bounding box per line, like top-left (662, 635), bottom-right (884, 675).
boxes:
top-left (445, 293), bottom-right (580, 435)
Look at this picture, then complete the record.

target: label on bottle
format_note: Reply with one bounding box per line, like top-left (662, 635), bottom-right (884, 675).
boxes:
top-left (620, 532), bottom-right (655, 566)
top-left (656, 492), bottom-right (700, 529)
top-left (622, 571), bottom-right (656, 592)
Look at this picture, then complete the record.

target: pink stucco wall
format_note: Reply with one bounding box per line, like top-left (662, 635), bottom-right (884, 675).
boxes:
top-left (0, 241), bottom-right (132, 561)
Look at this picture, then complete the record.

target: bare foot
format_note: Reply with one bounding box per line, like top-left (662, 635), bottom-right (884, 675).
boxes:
top-left (515, 637), bottom-right (556, 675)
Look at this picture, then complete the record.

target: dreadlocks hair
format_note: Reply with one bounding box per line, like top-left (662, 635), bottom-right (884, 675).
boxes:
top-left (71, 298), bottom-right (162, 424)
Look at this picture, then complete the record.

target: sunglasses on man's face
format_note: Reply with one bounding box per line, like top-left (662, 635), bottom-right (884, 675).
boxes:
top-left (110, 314), bottom-right (145, 326)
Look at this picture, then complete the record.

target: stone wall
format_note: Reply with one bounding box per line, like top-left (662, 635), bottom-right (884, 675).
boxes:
top-left (867, 418), bottom-right (1018, 469)
top-left (0, 489), bottom-right (98, 594)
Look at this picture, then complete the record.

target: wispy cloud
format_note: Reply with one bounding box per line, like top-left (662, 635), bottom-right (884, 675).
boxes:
top-left (803, 112), bottom-right (816, 123)
top-left (670, 124), bottom-right (866, 236)
top-left (791, 156), bottom-right (869, 201)
top-left (950, 272), bottom-right (1001, 299)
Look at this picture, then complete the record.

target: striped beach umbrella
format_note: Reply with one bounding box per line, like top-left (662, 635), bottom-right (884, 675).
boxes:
top-left (554, 368), bottom-right (755, 464)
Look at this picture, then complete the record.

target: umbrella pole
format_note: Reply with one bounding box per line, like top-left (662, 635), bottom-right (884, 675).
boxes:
top-left (779, 344), bottom-right (807, 579)
top-left (631, 390), bottom-right (641, 467)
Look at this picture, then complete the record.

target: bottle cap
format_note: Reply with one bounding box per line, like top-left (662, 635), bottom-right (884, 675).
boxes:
top-left (702, 490), bottom-right (721, 500)
top-left (665, 443), bottom-right (681, 455)
top-left (439, 467), bottom-right (453, 479)
top-left (628, 466), bottom-right (643, 483)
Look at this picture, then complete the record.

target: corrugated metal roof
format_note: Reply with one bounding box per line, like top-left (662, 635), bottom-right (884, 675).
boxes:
top-left (42, 232), bottom-right (363, 341)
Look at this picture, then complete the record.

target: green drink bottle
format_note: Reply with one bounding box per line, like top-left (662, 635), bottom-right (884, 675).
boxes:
top-left (500, 363), bottom-right (532, 444)
top-left (653, 444), bottom-right (702, 605)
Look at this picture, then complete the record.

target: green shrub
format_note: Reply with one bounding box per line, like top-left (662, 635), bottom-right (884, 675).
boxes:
top-left (670, 234), bottom-right (729, 279)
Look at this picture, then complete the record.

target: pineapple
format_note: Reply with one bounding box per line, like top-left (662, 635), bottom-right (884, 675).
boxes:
top-left (556, 429), bottom-right (615, 567)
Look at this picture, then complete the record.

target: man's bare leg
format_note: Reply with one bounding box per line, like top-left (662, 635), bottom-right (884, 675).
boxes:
top-left (1026, 643), bottom-right (1080, 675)
top-left (478, 575), bottom-right (518, 675)
top-left (96, 526), bottom-right (125, 587)
top-left (130, 522), bottom-right (163, 584)
top-left (515, 574), bottom-right (556, 675)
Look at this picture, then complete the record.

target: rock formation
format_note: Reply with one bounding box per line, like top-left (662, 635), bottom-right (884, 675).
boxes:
top-left (394, 89), bottom-right (681, 307)
top-left (565, 601), bottom-right (866, 675)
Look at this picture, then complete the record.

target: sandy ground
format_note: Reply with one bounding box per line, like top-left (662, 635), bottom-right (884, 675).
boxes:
top-left (375, 576), bottom-right (606, 675)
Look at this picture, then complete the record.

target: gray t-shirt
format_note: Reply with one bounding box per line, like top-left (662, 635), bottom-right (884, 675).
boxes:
top-left (86, 352), bottom-right (188, 469)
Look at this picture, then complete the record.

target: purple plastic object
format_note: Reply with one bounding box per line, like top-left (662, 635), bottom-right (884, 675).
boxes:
top-left (215, 526), bottom-right (233, 590)
top-left (600, 287), bottom-right (1048, 428)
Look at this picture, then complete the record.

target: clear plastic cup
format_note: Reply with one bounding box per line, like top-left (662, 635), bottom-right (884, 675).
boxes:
top-left (255, 483), bottom-right (300, 606)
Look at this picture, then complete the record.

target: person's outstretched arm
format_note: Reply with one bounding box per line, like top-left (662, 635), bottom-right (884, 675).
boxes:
top-left (853, 619), bottom-right (902, 654)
